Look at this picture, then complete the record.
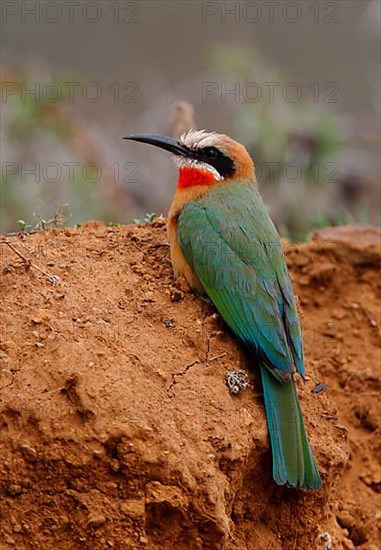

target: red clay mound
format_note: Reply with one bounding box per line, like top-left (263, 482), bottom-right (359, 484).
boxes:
top-left (0, 221), bottom-right (380, 549)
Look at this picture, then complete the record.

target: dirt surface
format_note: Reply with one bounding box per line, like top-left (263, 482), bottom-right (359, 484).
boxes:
top-left (0, 221), bottom-right (380, 550)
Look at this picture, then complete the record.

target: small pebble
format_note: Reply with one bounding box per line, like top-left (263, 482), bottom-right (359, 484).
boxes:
top-left (312, 383), bottom-right (326, 394)
top-left (170, 289), bottom-right (183, 302)
top-left (87, 513), bottom-right (106, 529)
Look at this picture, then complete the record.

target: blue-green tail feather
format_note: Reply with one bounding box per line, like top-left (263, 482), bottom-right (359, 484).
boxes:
top-left (260, 365), bottom-right (322, 489)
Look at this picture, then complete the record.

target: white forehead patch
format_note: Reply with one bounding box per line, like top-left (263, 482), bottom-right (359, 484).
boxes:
top-left (179, 129), bottom-right (224, 150)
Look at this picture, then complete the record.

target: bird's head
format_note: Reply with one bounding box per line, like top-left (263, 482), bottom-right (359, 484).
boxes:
top-left (122, 130), bottom-right (255, 189)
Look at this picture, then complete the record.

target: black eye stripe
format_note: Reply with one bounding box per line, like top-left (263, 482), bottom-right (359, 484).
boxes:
top-left (196, 146), bottom-right (235, 179)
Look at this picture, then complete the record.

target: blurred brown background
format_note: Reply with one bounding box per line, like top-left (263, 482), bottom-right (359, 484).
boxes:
top-left (1, 0), bottom-right (380, 239)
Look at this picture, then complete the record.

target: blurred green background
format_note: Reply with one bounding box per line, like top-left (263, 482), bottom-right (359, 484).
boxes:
top-left (1, 0), bottom-right (380, 240)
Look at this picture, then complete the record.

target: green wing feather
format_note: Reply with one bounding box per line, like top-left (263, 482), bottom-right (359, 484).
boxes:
top-left (177, 179), bottom-right (321, 488)
top-left (178, 179), bottom-right (304, 381)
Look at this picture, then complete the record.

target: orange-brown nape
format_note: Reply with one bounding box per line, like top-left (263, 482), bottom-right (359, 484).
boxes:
top-left (167, 129), bottom-right (256, 291)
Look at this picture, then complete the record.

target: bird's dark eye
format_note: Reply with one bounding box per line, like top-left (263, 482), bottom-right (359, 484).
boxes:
top-left (201, 146), bottom-right (220, 159)
top-left (197, 144), bottom-right (235, 178)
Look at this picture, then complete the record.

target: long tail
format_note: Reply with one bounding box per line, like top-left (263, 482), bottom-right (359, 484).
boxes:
top-left (260, 365), bottom-right (322, 489)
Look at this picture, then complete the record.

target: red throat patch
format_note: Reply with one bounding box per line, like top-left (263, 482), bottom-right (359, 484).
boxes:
top-left (177, 167), bottom-right (217, 189)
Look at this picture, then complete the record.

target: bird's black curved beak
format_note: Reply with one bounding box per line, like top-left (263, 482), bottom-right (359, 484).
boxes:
top-left (122, 134), bottom-right (194, 158)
